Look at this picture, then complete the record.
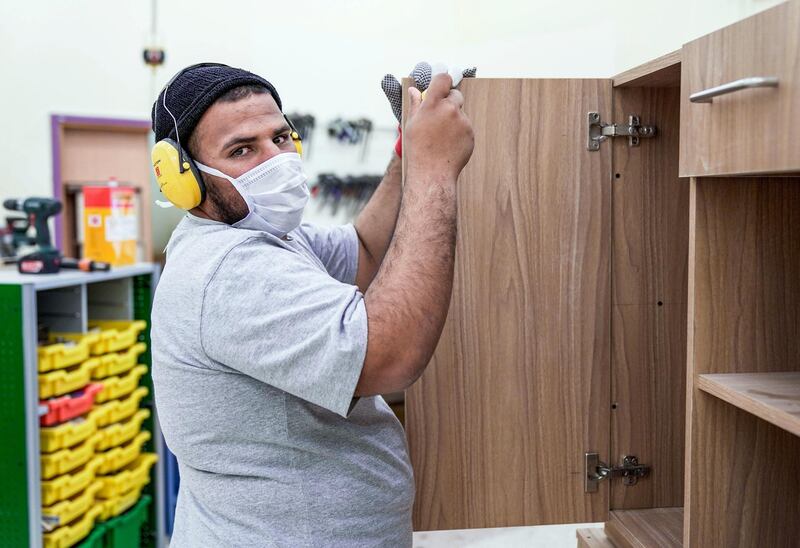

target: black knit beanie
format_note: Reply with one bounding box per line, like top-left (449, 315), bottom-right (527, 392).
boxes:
top-left (151, 63), bottom-right (282, 145)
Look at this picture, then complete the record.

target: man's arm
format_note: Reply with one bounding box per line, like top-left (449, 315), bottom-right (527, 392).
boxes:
top-left (353, 153), bottom-right (402, 292)
top-left (355, 73), bottom-right (474, 397)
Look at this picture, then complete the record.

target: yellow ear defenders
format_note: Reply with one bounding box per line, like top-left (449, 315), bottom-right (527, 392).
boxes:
top-left (151, 63), bottom-right (303, 210)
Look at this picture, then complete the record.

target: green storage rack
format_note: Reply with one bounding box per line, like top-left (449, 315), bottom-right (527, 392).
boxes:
top-left (0, 264), bottom-right (164, 548)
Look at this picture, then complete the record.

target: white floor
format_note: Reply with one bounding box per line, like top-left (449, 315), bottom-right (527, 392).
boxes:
top-left (412, 523), bottom-right (603, 547)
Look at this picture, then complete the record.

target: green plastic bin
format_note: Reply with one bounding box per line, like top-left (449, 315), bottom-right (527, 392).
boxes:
top-left (104, 495), bottom-right (151, 548)
top-left (75, 523), bottom-right (106, 548)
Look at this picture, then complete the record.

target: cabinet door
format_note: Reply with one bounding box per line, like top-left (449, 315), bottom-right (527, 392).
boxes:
top-left (404, 79), bottom-right (612, 530)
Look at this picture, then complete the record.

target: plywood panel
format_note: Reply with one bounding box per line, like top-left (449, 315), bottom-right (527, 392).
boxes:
top-left (611, 304), bottom-right (685, 509)
top-left (686, 176), bottom-right (800, 546)
top-left (610, 87), bottom-right (688, 510)
top-left (690, 178), bottom-right (800, 375)
top-left (405, 78), bottom-right (612, 530)
top-left (613, 50), bottom-right (681, 88)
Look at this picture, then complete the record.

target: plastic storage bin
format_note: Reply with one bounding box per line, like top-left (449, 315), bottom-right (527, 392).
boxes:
top-left (85, 320), bottom-right (147, 355)
top-left (103, 495), bottom-right (151, 548)
top-left (43, 505), bottom-right (102, 548)
top-left (97, 453), bottom-right (157, 499)
top-left (96, 431), bottom-right (151, 475)
top-left (41, 456), bottom-right (104, 506)
top-left (40, 383), bottom-right (104, 427)
top-left (95, 365), bottom-right (147, 404)
top-left (39, 358), bottom-right (103, 399)
top-left (97, 481), bottom-right (148, 521)
top-left (95, 409), bottom-right (150, 452)
top-left (41, 433), bottom-right (101, 480)
top-left (89, 387), bottom-right (148, 428)
top-left (75, 523), bottom-right (106, 548)
top-left (41, 415), bottom-right (98, 454)
top-left (42, 480), bottom-right (102, 531)
top-left (38, 333), bottom-right (101, 373)
top-left (90, 342), bottom-right (147, 380)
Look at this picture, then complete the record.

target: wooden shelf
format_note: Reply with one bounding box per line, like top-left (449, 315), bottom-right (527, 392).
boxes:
top-left (697, 372), bottom-right (800, 437)
top-left (604, 508), bottom-right (682, 548)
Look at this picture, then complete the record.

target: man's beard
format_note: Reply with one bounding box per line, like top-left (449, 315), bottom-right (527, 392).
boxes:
top-left (206, 181), bottom-right (247, 225)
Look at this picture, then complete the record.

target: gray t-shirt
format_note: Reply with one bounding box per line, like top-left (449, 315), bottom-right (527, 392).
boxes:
top-left (151, 214), bottom-right (414, 547)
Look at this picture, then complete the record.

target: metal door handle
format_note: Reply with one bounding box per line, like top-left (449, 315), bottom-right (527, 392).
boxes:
top-left (690, 76), bottom-right (779, 103)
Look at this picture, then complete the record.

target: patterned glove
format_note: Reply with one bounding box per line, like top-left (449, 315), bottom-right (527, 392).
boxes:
top-left (381, 62), bottom-right (477, 156)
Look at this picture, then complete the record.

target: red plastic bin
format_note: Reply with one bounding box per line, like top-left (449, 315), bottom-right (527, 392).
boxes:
top-left (40, 384), bottom-right (104, 427)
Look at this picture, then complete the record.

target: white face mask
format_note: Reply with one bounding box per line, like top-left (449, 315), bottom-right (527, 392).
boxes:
top-left (195, 152), bottom-right (310, 238)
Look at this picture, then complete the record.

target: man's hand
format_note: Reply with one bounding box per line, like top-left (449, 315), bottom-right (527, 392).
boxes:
top-left (404, 73), bottom-right (474, 183)
top-left (381, 62), bottom-right (477, 122)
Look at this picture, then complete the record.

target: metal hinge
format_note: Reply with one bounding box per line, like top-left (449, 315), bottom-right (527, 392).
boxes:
top-left (584, 452), bottom-right (651, 493)
top-left (587, 112), bottom-right (657, 150)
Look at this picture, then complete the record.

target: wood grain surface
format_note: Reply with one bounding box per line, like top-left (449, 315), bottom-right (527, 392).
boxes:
top-left (577, 528), bottom-right (615, 548)
top-left (697, 372), bottom-right (800, 439)
top-left (405, 78), bottom-right (612, 530)
top-left (685, 176), bottom-right (800, 546)
top-left (613, 50), bottom-right (681, 88)
top-left (679, 1), bottom-right (800, 176)
top-left (611, 87), bottom-right (688, 510)
top-left (605, 507), bottom-right (683, 548)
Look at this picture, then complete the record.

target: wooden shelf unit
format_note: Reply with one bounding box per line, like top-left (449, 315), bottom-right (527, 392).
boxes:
top-left (696, 373), bottom-right (800, 438)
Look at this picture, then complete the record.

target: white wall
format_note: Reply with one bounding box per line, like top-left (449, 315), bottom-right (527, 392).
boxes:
top-left (0, 0), bottom-right (785, 234)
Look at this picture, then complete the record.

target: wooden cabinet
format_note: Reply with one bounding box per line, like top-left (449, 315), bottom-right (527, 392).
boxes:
top-left (404, 1), bottom-right (800, 546)
top-left (679, 0), bottom-right (800, 177)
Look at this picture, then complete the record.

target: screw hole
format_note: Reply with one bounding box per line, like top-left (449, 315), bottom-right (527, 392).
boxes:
top-left (657, 301), bottom-right (663, 306)
top-left (611, 403), bottom-right (618, 410)
top-left (615, 173), bottom-right (621, 179)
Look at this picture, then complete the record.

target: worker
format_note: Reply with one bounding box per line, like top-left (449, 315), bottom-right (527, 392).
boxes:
top-left (149, 62), bottom-right (474, 547)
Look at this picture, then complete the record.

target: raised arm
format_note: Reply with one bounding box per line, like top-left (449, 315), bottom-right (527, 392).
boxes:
top-left (355, 73), bottom-right (474, 396)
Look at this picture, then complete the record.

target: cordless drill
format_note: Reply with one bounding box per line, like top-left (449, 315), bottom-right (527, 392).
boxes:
top-left (4, 197), bottom-right (62, 273)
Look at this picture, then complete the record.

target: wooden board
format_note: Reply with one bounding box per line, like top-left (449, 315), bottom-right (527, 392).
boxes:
top-left (697, 372), bottom-right (800, 438)
top-left (604, 508), bottom-right (682, 548)
top-left (610, 87), bottom-right (688, 509)
top-left (679, 1), bottom-right (800, 176)
top-left (405, 78), bottom-right (612, 530)
top-left (577, 528), bottom-right (615, 548)
top-left (685, 176), bottom-right (800, 546)
top-left (613, 51), bottom-right (681, 88)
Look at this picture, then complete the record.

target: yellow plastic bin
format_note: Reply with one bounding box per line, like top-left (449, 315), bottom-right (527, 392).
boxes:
top-left (90, 342), bottom-right (147, 380)
top-left (97, 482), bottom-right (147, 521)
top-left (97, 431), bottom-right (151, 475)
top-left (38, 333), bottom-right (101, 373)
top-left (86, 320), bottom-right (147, 355)
top-left (41, 433), bottom-right (101, 480)
top-left (43, 505), bottom-right (102, 548)
top-left (42, 480), bottom-right (102, 531)
top-left (39, 358), bottom-right (102, 399)
top-left (95, 408), bottom-right (150, 452)
top-left (95, 365), bottom-right (147, 403)
top-left (97, 453), bottom-right (157, 499)
top-left (42, 456), bottom-right (104, 506)
top-left (88, 387), bottom-right (148, 428)
top-left (40, 415), bottom-right (98, 454)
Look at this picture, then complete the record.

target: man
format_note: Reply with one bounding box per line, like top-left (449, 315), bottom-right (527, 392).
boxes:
top-left (150, 62), bottom-right (473, 547)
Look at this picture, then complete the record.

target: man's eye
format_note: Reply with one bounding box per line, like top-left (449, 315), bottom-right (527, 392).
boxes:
top-left (274, 134), bottom-right (288, 145)
top-left (231, 146), bottom-right (252, 157)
